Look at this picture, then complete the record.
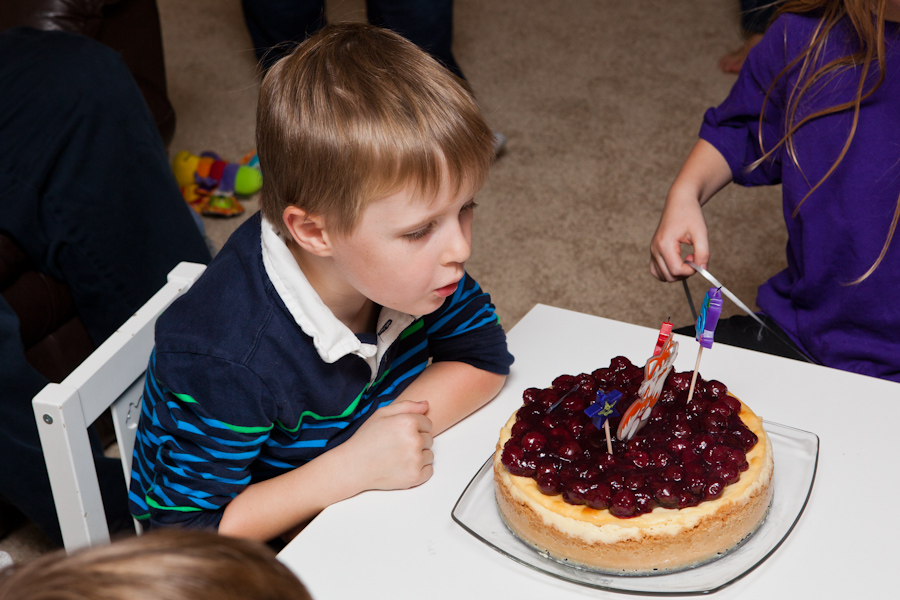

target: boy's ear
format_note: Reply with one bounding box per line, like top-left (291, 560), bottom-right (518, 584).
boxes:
top-left (283, 206), bottom-right (333, 256)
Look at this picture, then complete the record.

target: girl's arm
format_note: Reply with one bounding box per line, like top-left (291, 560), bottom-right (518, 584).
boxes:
top-left (650, 139), bottom-right (733, 281)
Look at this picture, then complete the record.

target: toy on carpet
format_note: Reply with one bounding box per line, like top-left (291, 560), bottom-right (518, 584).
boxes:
top-left (172, 150), bottom-right (262, 217)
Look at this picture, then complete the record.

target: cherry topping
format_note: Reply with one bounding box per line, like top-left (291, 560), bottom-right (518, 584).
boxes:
top-left (564, 416), bottom-right (585, 439)
top-left (501, 444), bottom-right (536, 477)
top-left (609, 356), bottom-right (632, 372)
top-left (606, 474), bottom-right (626, 493)
top-left (691, 434), bottom-right (716, 454)
top-left (733, 427), bottom-right (759, 451)
top-left (510, 420), bottom-right (530, 440)
top-left (609, 490), bottom-right (637, 518)
top-left (624, 450), bottom-right (650, 469)
top-left (667, 438), bottom-right (690, 454)
top-left (711, 462), bottom-right (740, 485)
top-left (707, 401), bottom-right (734, 419)
top-left (676, 489), bottom-right (700, 509)
top-left (591, 367), bottom-right (614, 386)
top-left (552, 374), bottom-right (576, 390)
top-left (666, 371), bottom-right (693, 391)
top-left (522, 388), bottom-right (542, 405)
top-left (649, 449), bottom-right (672, 468)
top-left (721, 395), bottom-right (742, 415)
top-left (703, 478), bottom-right (725, 501)
top-left (703, 445), bottom-right (733, 465)
top-left (663, 464), bottom-right (684, 482)
top-left (702, 413), bottom-right (729, 434)
top-left (535, 458), bottom-right (559, 478)
top-left (562, 394), bottom-right (588, 413)
top-left (537, 471), bottom-right (563, 496)
top-left (633, 489), bottom-right (657, 514)
top-left (595, 452), bottom-right (617, 469)
top-left (624, 473), bottom-right (646, 491)
top-left (558, 463), bottom-right (580, 484)
top-left (501, 359), bottom-right (759, 519)
top-left (563, 480), bottom-right (592, 505)
top-left (705, 379), bottom-right (729, 399)
top-left (521, 431), bottom-right (547, 453)
top-left (653, 482), bottom-right (679, 508)
top-left (516, 405), bottom-right (544, 426)
top-left (557, 440), bottom-right (583, 462)
top-left (537, 388), bottom-right (560, 409)
top-left (584, 483), bottom-right (613, 510)
top-left (685, 474), bottom-right (706, 495)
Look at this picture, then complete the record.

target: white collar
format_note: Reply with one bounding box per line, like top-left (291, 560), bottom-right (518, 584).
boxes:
top-left (259, 217), bottom-right (415, 378)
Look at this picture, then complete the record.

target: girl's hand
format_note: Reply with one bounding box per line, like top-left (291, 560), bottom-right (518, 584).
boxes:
top-left (649, 139), bottom-right (732, 282)
top-left (341, 400), bottom-right (434, 492)
top-left (650, 187), bottom-right (709, 282)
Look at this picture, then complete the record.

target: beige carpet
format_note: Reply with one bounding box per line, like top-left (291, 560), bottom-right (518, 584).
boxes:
top-left (1, 0), bottom-right (787, 560)
top-left (165, 0), bottom-right (786, 330)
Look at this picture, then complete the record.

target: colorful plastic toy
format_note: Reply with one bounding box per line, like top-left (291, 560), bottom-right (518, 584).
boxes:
top-left (172, 150), bottom-right (262, 218)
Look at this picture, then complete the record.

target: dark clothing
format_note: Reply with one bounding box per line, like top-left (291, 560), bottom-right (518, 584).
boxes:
top-left (130, 214), bottom-right (512, 529)
top-left (241, 0), bottom-right (463, 78)
top-left (739, 0), bottom-right (778, 35)
top-left (674, 314), bottom-right (809, 364)
top-left (0, 28), bottom-right (211, 544)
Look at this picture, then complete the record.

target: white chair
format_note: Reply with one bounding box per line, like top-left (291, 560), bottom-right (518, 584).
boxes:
top-left (32, 262), bottom-right (206, 552)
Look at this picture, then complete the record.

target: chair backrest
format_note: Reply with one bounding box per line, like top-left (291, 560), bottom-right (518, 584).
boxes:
top-left (32, 262), bottom-right (206, 552)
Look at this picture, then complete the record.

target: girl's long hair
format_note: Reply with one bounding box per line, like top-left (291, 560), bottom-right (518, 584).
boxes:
top-left (755, 0), bottom-right (899, 283)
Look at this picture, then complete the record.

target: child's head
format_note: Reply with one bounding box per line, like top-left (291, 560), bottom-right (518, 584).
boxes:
top-left (0, 529), bottom-right (312, 600)
top-left (256, 22), bottom-right (495, 239)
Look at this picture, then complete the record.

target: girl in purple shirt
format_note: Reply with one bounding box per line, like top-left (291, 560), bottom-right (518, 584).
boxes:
top-left (650, 0), bottom-right (900, 383)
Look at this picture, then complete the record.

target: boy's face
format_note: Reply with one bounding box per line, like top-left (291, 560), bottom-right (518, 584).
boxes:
top-left (327, 178), bottom-right (478, 317)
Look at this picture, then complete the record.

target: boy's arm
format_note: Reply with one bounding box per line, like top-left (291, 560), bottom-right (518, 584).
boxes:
top-left (649, 139), bottom-right (732, 282)
top-left (219, 362), bottom-right (505, 540)
top-left (219, 400), bottom-right (434, 541)
top-left (395, 361), bottom-right (506, 435)
top-left (403, 274), bottom-right (511, 434)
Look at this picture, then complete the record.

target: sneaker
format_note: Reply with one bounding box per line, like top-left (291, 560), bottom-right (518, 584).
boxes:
top-left (492, 131), bottom-right (508, 156)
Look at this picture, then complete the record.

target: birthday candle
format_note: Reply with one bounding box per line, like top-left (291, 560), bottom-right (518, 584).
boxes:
top-left (584, 390), bottom-right (622, 430)
top-left (584, 390), bottom-right (622, 454)
top-left (616, 334), bottom-right (679, 441)
top-left (695, 288), bottom-right (723, 349)
top-left (654, 320), bottom-right (673, 355)
top-left (686, 287), bottom-right (724, 405)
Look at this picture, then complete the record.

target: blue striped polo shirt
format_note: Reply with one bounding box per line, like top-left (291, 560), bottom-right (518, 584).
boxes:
top-left (128, 213), bottom-right (513, 529)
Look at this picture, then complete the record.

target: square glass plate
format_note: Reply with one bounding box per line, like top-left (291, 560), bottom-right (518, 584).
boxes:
top-left (451, 421), bottom-right (818, 595)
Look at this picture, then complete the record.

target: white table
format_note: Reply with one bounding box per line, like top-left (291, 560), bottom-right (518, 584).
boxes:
top-left (279, 304), bottom-right (899, 598)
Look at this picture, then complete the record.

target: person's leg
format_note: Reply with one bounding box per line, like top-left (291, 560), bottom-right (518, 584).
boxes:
top-left (719, 0), bottom-right (776, 74)
top-left (0, 298), bottom-right (130, 545)
top-left (0, 28), bottom-right (210, 544)
top-left (674, 314), bottom-right (809, 363)
top-left (0, 299), bottom-right (63, 542)
top-left (0, 28), bottom-right (211, 344)
top-left (366, 0), bottom-right (464, 80)
top-left (241, 0), bottom-right (326, 71)
top-left (739, 0), bottom-right (777, 36)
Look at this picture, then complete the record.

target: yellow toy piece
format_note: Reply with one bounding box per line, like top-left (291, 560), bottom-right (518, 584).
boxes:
top-left (171, 149), bottom-right (259, 218)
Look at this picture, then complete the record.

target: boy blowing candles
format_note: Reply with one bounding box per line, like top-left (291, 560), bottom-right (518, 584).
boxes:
top-left (129, 23), bottom-right (513, 542)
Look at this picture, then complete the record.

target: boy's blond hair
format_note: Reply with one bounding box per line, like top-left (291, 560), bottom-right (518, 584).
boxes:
top-left (256, 22), bottom-right (494, 237)
top-left (0, 529), bottom-right (312, 600)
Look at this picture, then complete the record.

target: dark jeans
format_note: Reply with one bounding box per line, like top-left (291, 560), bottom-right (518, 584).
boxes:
top-left (0, 28), bottom-right (211, 544)
top-left (674, 314), bottom-right (812, 364)
top-left (241, 0), bottom-right (463, 78)
top-left (740, 0), bottom-right (778, 35)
